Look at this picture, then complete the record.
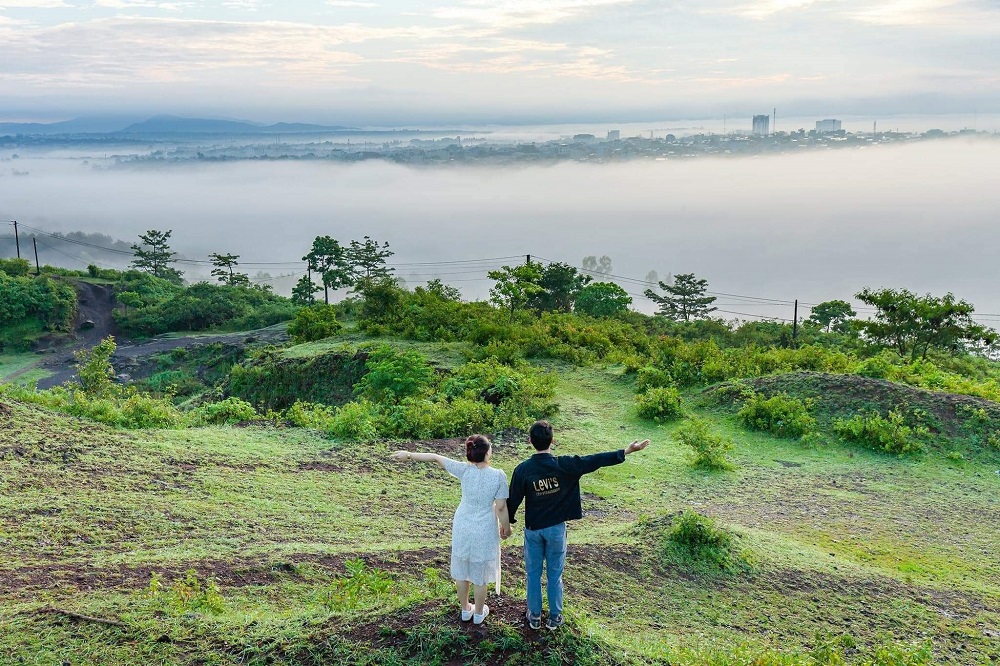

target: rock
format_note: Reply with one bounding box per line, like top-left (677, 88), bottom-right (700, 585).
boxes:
top-left (78, 320), bottom-right (96, 331)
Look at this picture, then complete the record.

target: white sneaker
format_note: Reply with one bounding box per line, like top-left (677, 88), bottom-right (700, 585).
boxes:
top-left (473, 604), bottom-right (490, 625)
top-left (461, 606), bottom-right (474, 622)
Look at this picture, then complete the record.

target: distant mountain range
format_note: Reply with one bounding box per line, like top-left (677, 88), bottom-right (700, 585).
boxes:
top-left (0, 114), bottom-right (355, 136)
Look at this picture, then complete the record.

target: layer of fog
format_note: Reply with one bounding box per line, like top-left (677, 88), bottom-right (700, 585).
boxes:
top-left (2, 139), bottom-right (998, 323)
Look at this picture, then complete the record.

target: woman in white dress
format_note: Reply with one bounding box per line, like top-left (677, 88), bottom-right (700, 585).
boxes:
top-left (391, 434), bottom-right (511, 624)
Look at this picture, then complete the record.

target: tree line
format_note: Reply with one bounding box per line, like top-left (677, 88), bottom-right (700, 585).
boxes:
top-left (117, 229), bottom-right (1000, 361)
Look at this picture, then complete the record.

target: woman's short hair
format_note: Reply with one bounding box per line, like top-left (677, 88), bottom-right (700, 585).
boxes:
top-left (465, 434), bottom-right (491, 463)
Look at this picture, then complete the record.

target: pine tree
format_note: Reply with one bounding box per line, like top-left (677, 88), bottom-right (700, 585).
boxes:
top-left (644, 273), bottom-right (717, 321)
top-left (303, 236), bottom-right (353, 304)
top-left (209, 252), bottom-right (250, 287)
top-left (131, 229), bottom-right (183, 282)
top-left (347, 236), bottom-right (395, 281)
top-left (291, 274), bottom-right (319, 305)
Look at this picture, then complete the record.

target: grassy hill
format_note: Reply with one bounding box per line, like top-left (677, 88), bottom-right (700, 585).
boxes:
top-left (2, 339), bottom-right (998, 664)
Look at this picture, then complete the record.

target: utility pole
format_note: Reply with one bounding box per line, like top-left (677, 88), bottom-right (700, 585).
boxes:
top-left (32, 236), bottom-right (40, 275)
top-left (12, 220), bottom-right (20, 258)
top-left (792, 299), bottom-right (798, 345)
top-left (526, 254), bottom-right (531, 265)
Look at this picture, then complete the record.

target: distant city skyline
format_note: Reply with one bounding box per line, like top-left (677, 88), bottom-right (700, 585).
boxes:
top-left (1, 1), bottom-right (998, 124)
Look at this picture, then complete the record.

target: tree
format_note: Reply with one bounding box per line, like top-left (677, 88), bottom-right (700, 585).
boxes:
top-left (530, 262), bottom-right (591, 312)
top-left (808, 299), bottom-right (856, 333)
top-left (644, 270), bottom-right (658, 289)
top-left (347, 236), bottom-right (395, 280)
top-left (575, 282), bottom-right (632, 317)
top-left (582, 255), bottom-right (613, 275)
top-left (131, 229), bottom-right (183, 283)
top-left (303, 236), bottom-right (353, 304)
top-left (291, 275), bottom-right (319, 305)
top-left (487, 262), bottom-right (544, 319)
top-left (418, 279), bottom-right (462, 302)
top-left (644, 273), bottom-right (717, 321)
top-left (209, 252), bottom-right (250, 287)
top-left (855, 287), bottom-right (997, 360)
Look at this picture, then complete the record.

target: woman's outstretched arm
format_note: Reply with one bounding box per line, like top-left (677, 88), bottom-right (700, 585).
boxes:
top-left (390, 450), bottom-right (449, 469)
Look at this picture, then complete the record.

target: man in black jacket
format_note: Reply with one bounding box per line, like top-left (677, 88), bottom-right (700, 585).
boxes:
top-left (505, 420), bottom-right (650, 630)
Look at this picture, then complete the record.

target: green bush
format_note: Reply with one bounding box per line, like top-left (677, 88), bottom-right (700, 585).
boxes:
top-left (0, 273), bottom-right (77, 338)
top-left (635, 386), bottom-right (683, 422)
top-left (145, 570), bottom-right (225, 615)
top-left (833, 409), bottom-right (924, 454)
top-left (737, 392), bottom-right (816, 438)
top-left (3, 384), bottom-right (185, 429)
top-left (114, 279), bottom-right (296, 337)
top-left (287, 304), bottom-right (342, 344)
top-left (674, 416), bottom-right (734, 470)
top-left (353, 345), bottom-right (435, 405)
top-left (661, 510), bottom-right (746, 572)
top-left (226, 348), bottom-right (368, 411)
top-left (635, 365), bottom-right (674, 393)
top-left (0, 257), bottom-right (31, 277)
top-left (284, 400), bottom-right (337, 429)
top-left (327, 399), bottom-right (383, 441)
top-left (189, 397), bottom-right (258, 425)
top-left (75, 336), bottom-right (118, 395)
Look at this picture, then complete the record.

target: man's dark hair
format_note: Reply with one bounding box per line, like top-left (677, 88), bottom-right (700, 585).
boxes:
top-left (529, 420), bottom-right (553, 450)
top-left (465, 434), bottom-right (491, 463)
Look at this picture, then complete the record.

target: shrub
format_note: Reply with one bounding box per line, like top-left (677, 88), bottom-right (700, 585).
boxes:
top-left (661, 510), bottom-right (747, 572)
top-left (354, 345), bottom-right (436, 405)
top-left (189, 397), bottom-right (258, 425)
top-left (287, 304), bottom-right (342, 344)
top-left (145, 570), bottom-right (225, 615)
top-left (635, 365), bottom-right (674, 393)
top-left (284, 400), bottom-right (337, 429)
top-left (635, 386), bottom-right (683, 422)
top-left (674, 416), bottom-right (734, 470)
top-left (75, 336), bottom-right (118, 396)
top-left (737, 392), bottom-right (816, 438)
top-left (327, 399), bottom-right (383, 441)
top-left (833, 409), bottom-right (924, 454)
top-left (320, 559), bottom-right (393, 610)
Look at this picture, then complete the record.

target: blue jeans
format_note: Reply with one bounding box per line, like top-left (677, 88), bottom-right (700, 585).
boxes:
top-left (524, 522), bottom-right (567, 618)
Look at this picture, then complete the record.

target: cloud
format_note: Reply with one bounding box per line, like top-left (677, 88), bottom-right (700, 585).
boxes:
top-left (430, 0), bottom-right (634, 29)
top-left (0, 0), bottom-right (71, 7)
top-left (92, 0), bottom-right (189, 9)
top-left (327, 0), bottom-right (378, 7)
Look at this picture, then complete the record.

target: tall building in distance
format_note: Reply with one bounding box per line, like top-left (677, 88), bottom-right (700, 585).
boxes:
top-left (815, 119), bottom-right (843, 133)
top-left (607, 129), bottom-right (621, 141)
top-left (752, 114), bottom-right (770, 136)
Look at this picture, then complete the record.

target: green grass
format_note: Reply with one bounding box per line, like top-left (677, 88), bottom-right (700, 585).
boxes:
top-left (1, 353), bottom-right (999, 664)
top-left (0, 352), bottom-right (40, 381)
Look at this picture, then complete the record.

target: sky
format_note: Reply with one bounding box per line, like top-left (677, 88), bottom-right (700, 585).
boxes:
top-left (1, 0), bottom-right (998, 124)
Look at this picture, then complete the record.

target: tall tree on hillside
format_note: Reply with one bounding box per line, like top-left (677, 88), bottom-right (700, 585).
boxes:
top-left (131, 229), bottom-right (183, 283)
top-left (855, 288), bottom-right (997, 360)
top-left (303, 236), bottom-right (353, 304)
top-left (575, 282), bottom-right (632, 318)
top-left (347, 236), bottom-right (395, 281)
top-left (530, 262), bottom-right (592, 312)
top-left (807, 300), bottom-right (856, 333)
top-left (488, 262), bottom-right (544, 320)
top-left (644, 273), bottom-right (717, 321)
top-left (291, 275), bottom-right (319, 305)
top-left (209, 252), bottom-right (250, 287)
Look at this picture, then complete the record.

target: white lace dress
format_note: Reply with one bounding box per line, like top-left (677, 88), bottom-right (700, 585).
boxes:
top-left (442, 459), bottom-right (509, 586)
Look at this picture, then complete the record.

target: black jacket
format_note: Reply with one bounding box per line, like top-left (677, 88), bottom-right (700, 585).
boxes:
top-left (507, 450), bottom-right (625, 531)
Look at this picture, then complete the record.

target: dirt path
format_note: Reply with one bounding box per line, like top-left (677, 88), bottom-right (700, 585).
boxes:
top-left (13, 280), bottom-right (288, 389)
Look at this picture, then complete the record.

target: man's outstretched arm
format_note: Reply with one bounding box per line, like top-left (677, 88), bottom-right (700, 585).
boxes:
top-left (562, 439), bottom-right (651, 476)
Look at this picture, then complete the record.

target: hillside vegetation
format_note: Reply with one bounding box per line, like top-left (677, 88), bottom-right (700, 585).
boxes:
top-left (2, 251), bottom-right (1000, 664)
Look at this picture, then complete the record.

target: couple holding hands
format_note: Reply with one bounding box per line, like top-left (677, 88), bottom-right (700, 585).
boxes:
top-left (392, 420), bottom-right (650, 629)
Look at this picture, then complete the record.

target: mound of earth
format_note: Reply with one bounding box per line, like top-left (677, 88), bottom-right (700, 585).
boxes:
top-left (713, 371), bottom-right (1000, 436)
